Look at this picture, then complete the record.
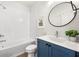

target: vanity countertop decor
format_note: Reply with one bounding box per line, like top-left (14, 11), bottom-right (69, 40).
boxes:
top-left (37, 35), bottom-right (79, 52)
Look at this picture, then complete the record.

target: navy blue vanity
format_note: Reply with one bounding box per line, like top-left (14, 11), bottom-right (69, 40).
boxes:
top-left (37, 39), bottom-right (79, 57)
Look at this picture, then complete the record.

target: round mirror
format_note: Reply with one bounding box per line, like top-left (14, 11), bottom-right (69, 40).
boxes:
top-left (48, 2), bottom-right (77, 27)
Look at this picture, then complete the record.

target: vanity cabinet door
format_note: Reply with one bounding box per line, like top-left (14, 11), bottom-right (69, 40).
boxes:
top-left (51, 44), bottom-right (76, 57)
top-left (37, 39), bottom-right (76, 57)
top-left (37, 39), bottom-right (49, 57)
top-left (75, 52), bottom-right (79, 57)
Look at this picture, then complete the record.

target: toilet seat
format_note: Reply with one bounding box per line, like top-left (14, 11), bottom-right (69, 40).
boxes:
top-left (26, 44), bottom-right (37, 53)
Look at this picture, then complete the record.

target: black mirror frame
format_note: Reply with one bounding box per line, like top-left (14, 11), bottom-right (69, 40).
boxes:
top-left (48, 2), bottom-right (77, 27)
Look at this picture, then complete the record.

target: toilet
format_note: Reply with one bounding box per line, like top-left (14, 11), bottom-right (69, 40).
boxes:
top-left (26, 44), bottom-right (37, 57)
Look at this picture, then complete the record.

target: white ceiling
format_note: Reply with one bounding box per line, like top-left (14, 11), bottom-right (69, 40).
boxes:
top-left (18, 1), bottom-right (48, 7)
top-left (0, 1), bottom-right (48, 7)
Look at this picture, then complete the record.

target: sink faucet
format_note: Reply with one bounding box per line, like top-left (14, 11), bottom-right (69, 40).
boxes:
top-left (55, 31), bottom-right (58, 37)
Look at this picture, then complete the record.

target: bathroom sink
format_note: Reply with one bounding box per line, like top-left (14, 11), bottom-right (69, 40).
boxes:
top-left (38, 35), bottom-right (68, 43)
top-left (47, 35), bottom-right (57, 39)
top-left (44, 35), bottom-right (67, 41)
top-left (58, 37), bottom-right (67, 40)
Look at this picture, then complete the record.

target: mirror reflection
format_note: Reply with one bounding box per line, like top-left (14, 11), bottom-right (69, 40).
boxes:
top-left (48, 2), bottom-right (76, 27)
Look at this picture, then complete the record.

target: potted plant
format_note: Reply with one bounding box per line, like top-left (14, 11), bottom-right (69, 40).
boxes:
top-left (65, 30), bottom-right (79, 42)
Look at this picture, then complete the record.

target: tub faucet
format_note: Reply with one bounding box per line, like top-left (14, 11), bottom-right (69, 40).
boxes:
top-left (0, 40), bottom-right (6, 42)
top-left (0, 34), bottom-right (4, 37)
top-left (55, 30), bottom-right (58, 38)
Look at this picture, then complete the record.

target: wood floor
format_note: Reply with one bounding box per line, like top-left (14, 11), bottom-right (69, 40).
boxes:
top-left (17, 52), bottom-right (28, 57)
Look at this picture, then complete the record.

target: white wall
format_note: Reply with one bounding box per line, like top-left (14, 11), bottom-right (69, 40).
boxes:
top-left (29, 2), bottom-right (48, 39)
top-left (30, 1), bottom-right (79, 39)
top-left (45, 1), bottom-right (79, 38)
top-left (0, 2), bottom-right (30, 46)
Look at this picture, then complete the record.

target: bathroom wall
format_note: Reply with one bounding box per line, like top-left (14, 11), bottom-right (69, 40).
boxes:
top-left (0, 1), bottom-right (30, 46)
top-left (29, 1), bottom-right (48, 38)
top-left (30, 1), bottom-right (79, 39)
top-left (45, 1), bottom-right (79, 38)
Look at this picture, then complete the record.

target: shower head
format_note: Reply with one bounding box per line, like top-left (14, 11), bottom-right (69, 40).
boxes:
top-left (0, 4), bottom-right (6, 9)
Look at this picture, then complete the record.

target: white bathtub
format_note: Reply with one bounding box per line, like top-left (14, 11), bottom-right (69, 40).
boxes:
top-left (0, 39), bottom-right (35, 57)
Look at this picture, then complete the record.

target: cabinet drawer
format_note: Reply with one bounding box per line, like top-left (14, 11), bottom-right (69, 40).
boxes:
top-left (37, 39), bottom-right (49, 45)
top-left (37, 39), bottom-right (54, 46)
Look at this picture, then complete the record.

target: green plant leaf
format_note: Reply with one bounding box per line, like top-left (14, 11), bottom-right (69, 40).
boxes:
top-left (65, 30), bottom-right (79, 37)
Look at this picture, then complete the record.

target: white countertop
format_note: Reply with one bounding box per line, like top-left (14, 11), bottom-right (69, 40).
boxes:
top-left (37, 35), bottom-right (79, 52)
